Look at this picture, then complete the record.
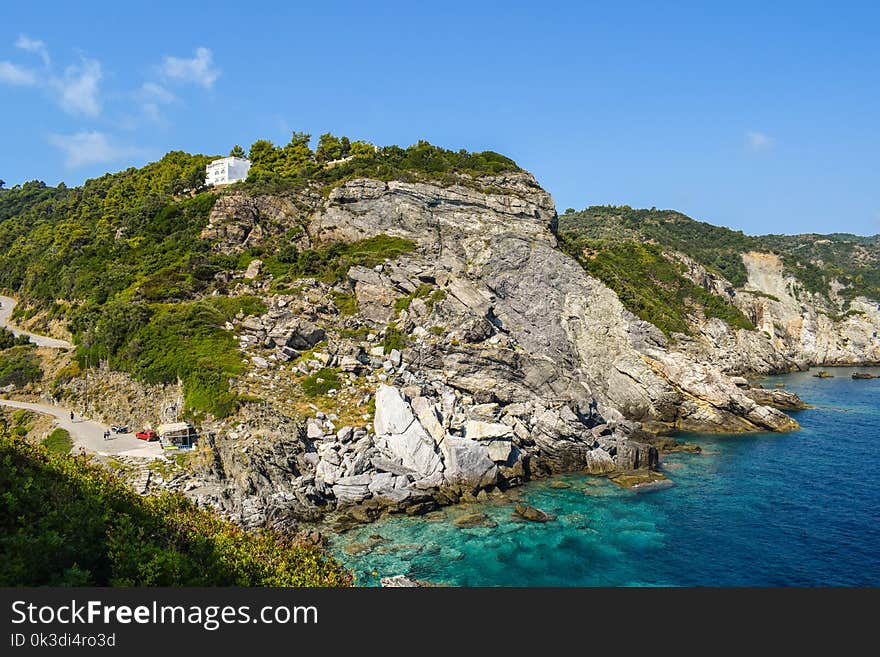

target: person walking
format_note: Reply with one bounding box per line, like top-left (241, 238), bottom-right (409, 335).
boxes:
top-left (69, 410), bottom-right (74, 422)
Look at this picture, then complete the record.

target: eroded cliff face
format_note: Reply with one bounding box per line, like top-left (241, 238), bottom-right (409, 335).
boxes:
top-left (304, 174), bottom-right (797, 435)
top-left (672, 251), bottom-right (880, 374)
top-left (97, 173), bottom-right (828, 529)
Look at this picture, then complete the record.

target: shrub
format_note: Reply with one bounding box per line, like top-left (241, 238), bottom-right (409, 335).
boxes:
top-left (301, 368), bottom-right (341, 397)
top-left (41, 428), bottom-right (72, 455)
top-left (0, 346), bottom-right (42, 387)
top-left (0, 433), bottom-right (351, 586)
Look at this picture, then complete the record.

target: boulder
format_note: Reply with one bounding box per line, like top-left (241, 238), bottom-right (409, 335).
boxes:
top-left (411, 396), bottom-right (446, 444)
top-left (513, 504), bottom-right (554, 522)
top-left (453, 512), bottom-right (497, 528)
top-left (380, 575), bottom-right (421, 587)
top-left (370, 457), bottom-right (416, 476)
top-left (464, 420), bottom-right (514, 441)
top-left (583, 448), bottom-right (616, 474)
top-left (244, 259), bottom-right (263, 280)
top-left (374, 385), bottom-right (444, 478)
top-left (332, 484), bottom-right (371, 506)
top-left (485, 439), bottom-right (514, 463)
top-left (441, 436), bottom-right (497, 488)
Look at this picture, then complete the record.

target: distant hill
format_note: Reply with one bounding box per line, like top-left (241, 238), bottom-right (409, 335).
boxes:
top-left (559, 205), bottom-right (880, 311)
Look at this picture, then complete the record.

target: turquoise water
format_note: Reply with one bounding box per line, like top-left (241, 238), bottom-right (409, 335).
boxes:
top-left (331, 367), bottom-right (880, 586)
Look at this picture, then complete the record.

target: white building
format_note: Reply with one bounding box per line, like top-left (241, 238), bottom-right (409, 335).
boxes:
top-left (205, 156), bottom-right (251, 186)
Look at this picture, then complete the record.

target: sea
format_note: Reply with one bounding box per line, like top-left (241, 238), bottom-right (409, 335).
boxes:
top-left (331, 367), bottom-right (880, 586)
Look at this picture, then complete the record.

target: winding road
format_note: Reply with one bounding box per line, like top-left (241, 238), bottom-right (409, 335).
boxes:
top-left (0, 295), bottom-right (73, 349)
top-left (0, 295), bottom-right (161, 459)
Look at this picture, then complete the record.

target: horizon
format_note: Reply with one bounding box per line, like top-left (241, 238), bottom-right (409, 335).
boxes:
top-left (2, 1), bottom-right (879, 236)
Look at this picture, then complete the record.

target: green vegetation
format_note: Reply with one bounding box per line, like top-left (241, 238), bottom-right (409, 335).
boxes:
top-left (72, 296), bottom-right (266, 418)
top-left (559, 206), bottom-right (880, 303)
top-left (0, 432), bottom-right (350, 586)
top-left (0, 328), bottom-right (31, 350)
top-left (394, 283), bottom-right (432, 311)
top-left (744, 290), bottom-right (782, 302)
top-left (255, 234), bottom-right (416, 285)
top-left (383, 324), bottom-right (407, 353)
top-left (559, 206), bottom-right (757, 286)
top-left (243, 134), bottom-right (521, 192)
top-left (560, 237), bottom-right (754, 337)
top-left (331, 291), bottom-right (358, 316)
top-left (0, 345), bottom-right (42, 387)
top-left (301, 368), bottom-right (341, 397)
top-left (41, 428), bottom-right (72, 455)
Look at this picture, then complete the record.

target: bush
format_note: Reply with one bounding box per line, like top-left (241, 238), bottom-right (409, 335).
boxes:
top-left (41, 428), bottom-right (72, 455)
top-left (301, 368), bottom-right (341, 397)
top-left (0, 433), bottom-right (351, 586)
top-left (73, 297), bottom-right (266, 418)
top-left (0, 345), bottom-right (42, 387)
top-left (0, 328), bottom-right (30, 350)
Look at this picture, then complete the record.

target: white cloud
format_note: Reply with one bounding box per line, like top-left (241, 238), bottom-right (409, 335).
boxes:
top-left (15, 34), bottom-right (50, 67)
top-left (161, 47), bottom-right (221, 88)
top-left (139, 81), bottom-right (177, 104)
top-left (47, 131), bottom-right (137, 168)
top-left (746, 130), bottom-right (775, 152)
top-left (0, 61), bottom-right (37, 86)
top-left (133, 82), bottom-right (177, 124)
top-left (51, 57), bottom-right (102, 117)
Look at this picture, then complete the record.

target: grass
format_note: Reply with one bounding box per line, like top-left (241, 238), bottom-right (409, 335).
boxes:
top-left (301, 368), bottom-right (342, 397)
top-left (331, 291), bottom-right (358, 316)
top-left (41, 428), bottom-right (72, 455)
top-left (383, 324), bottom-right (407, 354)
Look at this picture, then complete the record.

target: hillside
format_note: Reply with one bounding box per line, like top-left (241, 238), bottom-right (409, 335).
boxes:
top-left (559, 205), bottom-right (880, 303)
top-left (0, 140), bottom-right (876, 538)
top-left (0, 429), bottom-right (349, 586)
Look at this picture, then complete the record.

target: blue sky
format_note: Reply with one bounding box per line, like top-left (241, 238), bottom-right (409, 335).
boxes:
top-left (1, 1), bottom-right (878, 235)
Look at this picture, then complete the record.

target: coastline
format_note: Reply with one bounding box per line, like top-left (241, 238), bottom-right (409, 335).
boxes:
top-left (330, 366), bottom-right (880, 586)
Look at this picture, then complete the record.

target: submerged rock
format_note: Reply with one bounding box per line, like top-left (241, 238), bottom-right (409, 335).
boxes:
top-left (453, 511), bottom-right (497, 528)
top-left (513, 503), bottom-right (555, 523)
top-left (610, 469), bottom-right (669, 490)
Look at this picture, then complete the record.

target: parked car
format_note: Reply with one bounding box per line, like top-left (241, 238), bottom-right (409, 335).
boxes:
top-left (135, 429), bottom-right (158, 442)
top-left (111, 424), bottom-right (129, 434)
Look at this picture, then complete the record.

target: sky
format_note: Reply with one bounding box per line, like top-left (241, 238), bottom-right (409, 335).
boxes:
top-left (1, 0), bottom-right (878, 236)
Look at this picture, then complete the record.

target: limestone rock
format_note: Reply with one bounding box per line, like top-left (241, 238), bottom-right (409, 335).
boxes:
top-left (441, 436), bottom-right (497, 488)
top-left (374, 385), bottom-right (443, 478)
top-left (464, 420), bottom-right (514, 441)
top-left (244, 259), bottom-right (263, 280)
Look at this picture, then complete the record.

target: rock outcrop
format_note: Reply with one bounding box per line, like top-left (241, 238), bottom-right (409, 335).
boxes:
top-left (89, 171), bottom-right (857, 529)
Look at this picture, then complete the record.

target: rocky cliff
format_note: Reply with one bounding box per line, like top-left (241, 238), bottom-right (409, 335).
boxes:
top-left (144, 172), bottom-right (816, 530)
top-left (670, 251), bottom-right (880, 375)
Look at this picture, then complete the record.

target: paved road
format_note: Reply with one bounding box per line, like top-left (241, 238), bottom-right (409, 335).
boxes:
top-left (0, 398), bottom-right (163, 459)
top-left (0, 294), bottom-right (162, 459)
top-left (0, 295), bottom-right (73, 349)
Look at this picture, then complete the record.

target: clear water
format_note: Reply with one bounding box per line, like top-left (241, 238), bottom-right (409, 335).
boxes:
top-left (331, 367), bottom-right (880, 586)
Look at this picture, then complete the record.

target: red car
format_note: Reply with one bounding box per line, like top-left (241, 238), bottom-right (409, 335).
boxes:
top-left (136, 429), bottom-right (158, 442)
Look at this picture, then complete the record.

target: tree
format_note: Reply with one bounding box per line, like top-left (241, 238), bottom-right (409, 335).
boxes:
top-left (248, 139), bottom-right (280, 176)
top-left (349, 141), bottom-right (375, 157)
top-left (564, 208), bottom-right (575, 214)
top-left (279, 132), bottom-right (313, 176)
top-left (315, 133), bottom-right (344, 163)
top-left (229, 145), bottom-right (246, 158)
top-left (0, 180), bottom-right (5, 190)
